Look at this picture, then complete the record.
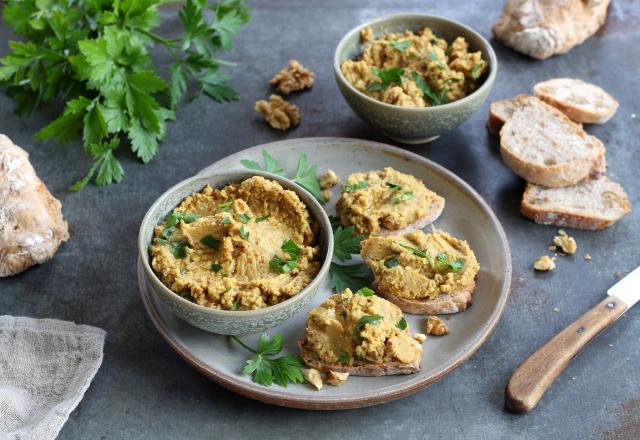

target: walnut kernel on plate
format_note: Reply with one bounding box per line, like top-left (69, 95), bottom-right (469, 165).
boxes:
top-left (553, 230), bottom-right (577, 255)
top-left (534, 255), bottom-right (556, 271)
top-left (325, 371), bottom-right (349, 386)
top-left (269, 60), bottom-right (314, 95)
top-left (303, 368), bottom-right (323, 390)
top-left (254, 95), bottom-right (300, 131)
top-left (426, 317), bottom-right (449, 336)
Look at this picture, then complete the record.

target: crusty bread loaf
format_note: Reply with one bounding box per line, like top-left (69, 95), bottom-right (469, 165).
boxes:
top-left (492, 0), bottom-right (611, 60)
top-left (521, 176), bottom-right (631, 230)
top-left (299, 342), bottom-right (420, 376)
top-left (500, 99), bottom-right (606, 187)
top-left (373, 281), bottom-right (474, 315)
top-left (533, 78), bottom-right (619, 124)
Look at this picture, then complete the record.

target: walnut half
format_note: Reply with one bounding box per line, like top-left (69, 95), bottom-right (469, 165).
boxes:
top-left (425, 317), bottom-right (449, 336)
top-left (254, 95), bottom-right (300, 131)
top-left (303, 368), bottom-right (323, 390)
top-left (269, 60), bottom-right (314, 95)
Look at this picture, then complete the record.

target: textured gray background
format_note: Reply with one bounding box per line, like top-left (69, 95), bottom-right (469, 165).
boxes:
top-left (1, 1), bottom-right (639, 439)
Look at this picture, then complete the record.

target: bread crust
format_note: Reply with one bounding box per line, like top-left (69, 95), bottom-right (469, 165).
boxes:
top-left (520, 181), bottom-right (631, 230)
top-left (299, 342), bottom-right (421, 376)
top-left (372, 280), bottom-right (475, 315)
top-left (533, 79), bottom-right (619, 124)
top-left (378, 198), bottom-right (445, 237)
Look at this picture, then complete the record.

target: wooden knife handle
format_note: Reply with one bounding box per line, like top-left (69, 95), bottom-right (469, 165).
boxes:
top-left (505, 296), bottom-right (628, 413)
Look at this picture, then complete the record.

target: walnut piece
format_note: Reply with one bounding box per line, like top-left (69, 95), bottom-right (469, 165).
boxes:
top-left (325, 370), bottom-right (349, 386)
top-left (534, 255), bottom-right (556, 271)
top-left (553, 230), bottom-right (577, 255)
top-left (360, 26), bottom-right (374, 42)
top-left (320, 169), bottom-right (340, 189)
top-left (413, 333), bottom-right (427, 344)
top-left (254, 95), bottom-right (300, 131)
top-left (584, 254), bottom-right (592, 261)
top-left (425, 317), bottom-right (449, 336)
top-left (303, 368), bottom-right (323, 390)
top-left (269, 60), bottom-right (314, 95)
top-left (321, 189), bottom-right (332, 202)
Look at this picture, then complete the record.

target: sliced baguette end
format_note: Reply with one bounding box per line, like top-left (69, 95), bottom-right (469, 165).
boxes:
top-left (373, 281), bottom-right (475, 315)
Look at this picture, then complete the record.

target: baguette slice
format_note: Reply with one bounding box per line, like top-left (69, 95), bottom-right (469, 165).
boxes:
top-left (299, 342), bottom-right (420, 376)
top-left (500, 99), bottom-right (606, 187)
top-left (534, 78), bottom-right (619, 124)
top-left (378, 199), bottom-right (444, 236)
top-left (521, 177), bottom-right (631, 230)
top-left (487, 94), bottom-right (529, 135)
top-left (373, 280), bottom-right (475, 315)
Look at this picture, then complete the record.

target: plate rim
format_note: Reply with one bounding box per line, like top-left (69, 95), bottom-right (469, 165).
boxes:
top-left (139, 136), bottom-right (512, 410)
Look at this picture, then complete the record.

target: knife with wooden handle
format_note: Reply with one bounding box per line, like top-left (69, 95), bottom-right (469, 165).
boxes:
top-left (505, 266), bottom-right (640, 413)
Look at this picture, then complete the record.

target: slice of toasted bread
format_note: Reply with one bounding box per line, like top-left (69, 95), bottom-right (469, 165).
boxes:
top-left (373, 280), bottom-right (474, 315)
top-left (533, 78), bottom-right (619, 124)
top-left (378, 198), bottom-right (445, 236)
top-left (487, 94), bottom-right (529, 135)
top-left (299, 342), bottom-right (421, 376)
top-left (500, 99), bottom-right (606, 187)
top-left (521, 177), bottom-right (631, 230)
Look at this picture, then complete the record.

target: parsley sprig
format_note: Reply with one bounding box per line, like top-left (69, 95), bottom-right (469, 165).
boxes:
top-left (410, 71), bottom-right (448, 105)
top-left (269, 239), bottom-right (300, 273)
top-left (0, 0), bottom-right (250, 190)
top-left (333, 226), bottom-right (364, 261)
top-left (366, 67), bottom-right (405, 93)
top-left (389, 40), bottom-right (412, 52)
top-left (232, 333), bottom-right (304, 387)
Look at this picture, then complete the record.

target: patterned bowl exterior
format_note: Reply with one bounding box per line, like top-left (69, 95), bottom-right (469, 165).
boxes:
top-left (333, 14), bottom-right (497, 144)
top-left (137, 170), bottom-right (334, 336)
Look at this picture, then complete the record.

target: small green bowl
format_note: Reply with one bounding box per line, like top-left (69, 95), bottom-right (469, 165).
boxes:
top-left (334, 13), bottom-right (497, 144)
top-left (138, 170), bottom-right (334, 336)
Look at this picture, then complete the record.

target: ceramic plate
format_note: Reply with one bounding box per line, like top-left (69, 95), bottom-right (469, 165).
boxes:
top-left (139, 137), bottom-right (511, 409)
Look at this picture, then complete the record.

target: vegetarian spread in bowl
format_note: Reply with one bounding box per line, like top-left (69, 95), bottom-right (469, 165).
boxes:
top-left (341, 26), bottom-right (488, 107)
top-left (150, 176), bottom-right (321, 311)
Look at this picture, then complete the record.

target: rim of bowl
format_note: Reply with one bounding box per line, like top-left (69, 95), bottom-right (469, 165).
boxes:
top-left (137, 170), bottom-right (335, 318)
top-left (333, 13), bottom-right (498, 112)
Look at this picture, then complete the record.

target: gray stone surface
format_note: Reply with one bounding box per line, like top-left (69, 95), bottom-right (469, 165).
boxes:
top-left (1, 1), bottom-right (639, 438)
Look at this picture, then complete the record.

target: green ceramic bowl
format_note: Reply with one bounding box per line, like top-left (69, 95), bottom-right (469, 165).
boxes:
top-left (138, 170), bottom-right (334, 336)
top-left (334, 14), bottom-right (497, 144)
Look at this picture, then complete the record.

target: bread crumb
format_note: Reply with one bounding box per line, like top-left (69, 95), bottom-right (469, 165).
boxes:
top-left (553, 308), bottom-right (560, 313)
top-left (319, 169), bottom-right (340, 189)
top-left (534, 255), bottom-right (556, 271)
top-left (584, 254), bottom-right (592, 261)
top-left (269, 60), bottom-right (314, 95)
top-left (413, 333), bottom-right (427, 344)
top-left (615, 271), bottom-right (622, 279)
top-left (303, 368), bottom-right (323, 390)
top-left (548, 245), bottom-right (557, 252)
top-left (254, 95), bottom-right (300, 130)
top-left (426, 316), bottom-right (449, 336)
top-left (325, 370), bottom-right (349, 386)
top-left (553, 232), bottom-right (577, 255)
top-left (321, 189), bottom-right (332, 202)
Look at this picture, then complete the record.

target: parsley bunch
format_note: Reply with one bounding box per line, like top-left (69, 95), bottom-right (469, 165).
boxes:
top-left (0, 0), bottom-right (250, 190)
top-left (232, 332), bottom-right (304, 387)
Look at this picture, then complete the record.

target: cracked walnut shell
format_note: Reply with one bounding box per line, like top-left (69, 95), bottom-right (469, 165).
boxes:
top-left (425, 317), bottom-right (449, 336)
top-left (269, 60), bottom-right (314, 95)
top-left (254, 95), bottom-right (300, 131)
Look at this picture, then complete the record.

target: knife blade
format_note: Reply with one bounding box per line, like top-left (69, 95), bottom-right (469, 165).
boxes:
top-left (505, 266), bottom-right (639, 413)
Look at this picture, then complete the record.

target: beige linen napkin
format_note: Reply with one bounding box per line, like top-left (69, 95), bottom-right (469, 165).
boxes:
top-left (0, 316), bottom-right (106, 440)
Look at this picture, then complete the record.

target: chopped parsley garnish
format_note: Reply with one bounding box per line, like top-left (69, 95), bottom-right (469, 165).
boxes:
top-left (353, 314), bottom-right (384, 338)
top-left (168, 241), bottom-right (188, 259)
top-left (392, 191), bottom-right (414, 204)
top-left (200, 234), bottom-right (220, 250)
top-left (427, 51), bottom-right (439, 61)
top-left (355, 287), bottom-right (375, 297)
top-left (231, 302), bottom-right (239, 311)
top-left (436, 62), bottom-right (448, 70)
top-left (430, 38), bottom-right (438, 45)
top-left (211, 263), bottom-right (223, 272)
top-left (433, 252), bottom-right (465, 273)
top-left (385, 181), bottom-right (402, 191)
top-left (344, 181), bottom-right (369, 192)
top-left (366, 67), bottom-right (405, 93)
top-left (269, 239), bottom-right (300, 273)
top-left (399, 243), bottom-right (428, 258)
top-left (281, 239), bottom-right (300, 257)
top-left (218, 201), bottom-right (233, 212)
top-left (471, 61), bottom-right (485, 79)
top-left (255, 214), bottom-right (271, 222)
top-left (220, 217), bottom-right (232, 224)
top-left (166, 212), bottom-right (201, 227)
top-left (337, 351), bottom-right (350, 363)
top-left (333, 226), bottom-right (364, 261)
top-left (396, 317), bottom-right (408, 330)
top-left (384, 256), bottom-right (400, 268)
top-left (239, 226), bottom-right (249, 241)
top-left (389, 39), bottom-right (412, 52)
top-left (235, 213), bottom-right (251, 224)
top-left (410, 71), bottom-right (448, 105)
top-left (231, 332), bottom-right (305, 387)
top-left (161, 226), bottom-right (175, 239)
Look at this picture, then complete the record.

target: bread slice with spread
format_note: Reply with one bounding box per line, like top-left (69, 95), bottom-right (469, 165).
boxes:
top-left (361, 230), bottom-right (480, 315)
top-left (521, 177), bottom-right (631, 230)
top-left (335, 167), bottom-right (444, 238)
top-left (533, 78), bottom-right (618, 124)
top-left (299, 289), bottom-right (422, 376)
top-left (500, 97), bottom-right (606, 187)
